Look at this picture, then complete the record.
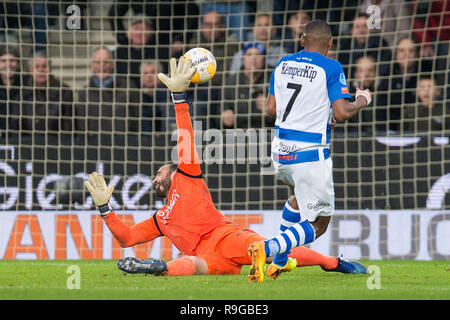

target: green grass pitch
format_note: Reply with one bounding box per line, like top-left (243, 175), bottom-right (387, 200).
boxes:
top-left (0, 260), bottom-right (448, 300)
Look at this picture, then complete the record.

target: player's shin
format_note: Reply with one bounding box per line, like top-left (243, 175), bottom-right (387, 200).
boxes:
top-left (273, 200), bottom-right (301, 267)
top-left (166, 256), bottom-right (208, 276)
top-left (166, 258), bottom-right (196, 276)
top-left (288, 246), bottom-right (338, 270)
top-left (264, 220), bottom-right (316, 257)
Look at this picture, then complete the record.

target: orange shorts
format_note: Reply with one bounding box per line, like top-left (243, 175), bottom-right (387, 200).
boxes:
top-left (194, 222), bottom-right (265, 275)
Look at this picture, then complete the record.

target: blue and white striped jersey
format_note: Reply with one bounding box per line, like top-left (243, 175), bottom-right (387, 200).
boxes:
top-left (269, 50), bottom-right (351, 154)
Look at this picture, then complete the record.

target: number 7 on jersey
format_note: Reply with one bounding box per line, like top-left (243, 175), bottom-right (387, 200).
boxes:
top-left (282, 82), bottom-right (302, 122)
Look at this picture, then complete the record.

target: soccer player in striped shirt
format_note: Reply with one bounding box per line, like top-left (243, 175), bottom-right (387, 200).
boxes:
top-left (247, 20), bottom-right (371, 282)
top-left (84, 57), bottom-right (365, 279)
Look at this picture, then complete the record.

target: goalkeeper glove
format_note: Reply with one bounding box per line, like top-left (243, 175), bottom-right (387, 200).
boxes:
top-left (355, 87), bottom-right (372, 106)
top-left (157, 56), bottom-right (197, 103)
top-left (84, 172), bottom-right (115, 216)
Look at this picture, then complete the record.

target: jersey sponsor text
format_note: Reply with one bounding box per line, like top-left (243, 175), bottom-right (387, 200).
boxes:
top-left (280, 62), bottom-right (317, 82)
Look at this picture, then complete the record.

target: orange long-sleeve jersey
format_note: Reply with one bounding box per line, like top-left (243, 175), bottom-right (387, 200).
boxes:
top-left (103, 101), bottom-right (230, 255)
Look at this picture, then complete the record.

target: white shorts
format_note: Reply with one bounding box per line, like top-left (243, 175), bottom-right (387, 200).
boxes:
top-left (273, 154), bottom-right (335, 222)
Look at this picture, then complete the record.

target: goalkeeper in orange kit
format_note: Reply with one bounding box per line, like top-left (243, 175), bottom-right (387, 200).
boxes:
top-left (84, 57), bottom-right (366, 280)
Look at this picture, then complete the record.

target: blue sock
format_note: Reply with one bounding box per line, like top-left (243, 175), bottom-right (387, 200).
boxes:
top-left (273, 200), bottom-right (301, 266)
top-left (264, 239), bottom-right (281, 257)
top-left (265, 220), bottom-right (316, 257)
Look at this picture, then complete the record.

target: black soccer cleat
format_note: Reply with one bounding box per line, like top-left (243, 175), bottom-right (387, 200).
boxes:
top-left (117, 257), bottom-right (168, 276)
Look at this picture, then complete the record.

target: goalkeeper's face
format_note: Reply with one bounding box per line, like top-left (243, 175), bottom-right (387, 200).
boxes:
top-left (152, 165), bottom-right (174, 198)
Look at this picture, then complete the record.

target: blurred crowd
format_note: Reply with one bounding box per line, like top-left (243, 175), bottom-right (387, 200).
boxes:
top-left (0, 0), bottom-right (449, 139)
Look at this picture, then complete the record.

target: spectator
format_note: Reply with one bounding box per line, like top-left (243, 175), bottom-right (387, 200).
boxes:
top-left (108, 0), bottom-right (199, 59)
top-left (115, 14), bottom-right (169, 87)
top-left (200, 0), bottom-right (253, 41)
top-left (221, 42), bottom-right (273, 129)
top-left (270, 0), bottom-right (320, 30)
top-left (402, 76), bottom-right (449, 133)
top-left (347, 56), bottom-right (386, 135)
top-left (413, 0), bottom-right (450, 56)
top-left (9, 51), bottom-right (73, 134)
top-left (229, 13), bottom-right (287, 76)
top-left (376, 37), bottom-right (432, 133)
top-left (188, 11), bottom-right (240, 87)
top-left (0, 45), bottom-right (23, 133)
top-left (359, 0), bottom-right (414, 48)
top-left (140, 60), bottom-right (168, 133)
top-left (327, 0), bottom-right (363, 36)
top-left (337, 13), bottom-right (391, 77)
top-left (109, 1), bottom-right (167, 46)
top-left (283, 10), bottom-right (311, 54)
top-left (350, 56), bottom-right (377, 91)
top-left (412, 0), bottom-right (450, 84)
top-left (75, 47), bottom-right (140, 134)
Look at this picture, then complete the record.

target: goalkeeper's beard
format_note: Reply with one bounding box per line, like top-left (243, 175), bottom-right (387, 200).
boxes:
top-left (153, 177), bottom-right (172, 198)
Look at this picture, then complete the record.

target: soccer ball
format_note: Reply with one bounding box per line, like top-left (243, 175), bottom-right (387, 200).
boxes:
top-left (184, 47), bottom-right (216, 84)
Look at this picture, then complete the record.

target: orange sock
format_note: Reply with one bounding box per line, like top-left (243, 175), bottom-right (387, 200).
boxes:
top-left (166, 257), bottom-right (197, 276)
top-left (288, 246), bottom-right (338, 270)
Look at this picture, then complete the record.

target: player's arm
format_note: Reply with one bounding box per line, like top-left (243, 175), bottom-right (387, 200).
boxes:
top-left (327, 61), bottom-right (372, 122)
top-left (173, 100), bottom-right (201, 176)
top-left (266, 94), bottom-right (276, 118)
top-left (102, 212), bottom-right (161, 248)
top-left (158, 57), bottom-right (201, 176)
top-left (266, 69), bottom-right (277, 118)
top-left (332, 88), bottom-right (372, 121)
top-left (84, 172), bottom-right (162, 247)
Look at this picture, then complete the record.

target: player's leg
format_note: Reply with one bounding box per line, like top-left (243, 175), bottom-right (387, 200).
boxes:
top-left (261, 242), bottom-right (367, 276)
top-left (117, 255), bottom-right (208, 276)
top-left (249, 159), bottom-right (334, 282)
top-left (267, 194), bottom-right (301, 279)
top-left (266, 217), bottom-right (332, 279)
top-left (262, 215), bottom-right (318, 261)
top-left (271, 194), bottom-right (301, 268)
top-left (197, 224), bottom-right (261, 276)
top-left (288, 246), bottom-right (337, 270)
top-left (166, 256), bottom-right (208, 276)
top-left (267, 163), bottom-right (301, 273)
top-left (266, 199), bottom-right (335, 278)
top-left (263, 158), bottom-right (334, 258)
top-left (287, 246), bottom-right (367, 274)
top-left (215, 227), bottom-right (268, 282)
top-left (265, 159), bottom-right (366, 274)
